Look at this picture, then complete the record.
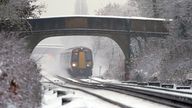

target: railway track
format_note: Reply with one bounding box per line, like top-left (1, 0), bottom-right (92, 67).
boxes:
top-left (42, 76), bottom-right (131, 108)
top-left (89, 78), bottom-right (192, 96)
top-left (55, 75), bottom-right (192, 108)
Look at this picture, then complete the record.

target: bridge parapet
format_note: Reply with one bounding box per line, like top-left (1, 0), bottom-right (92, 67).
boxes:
top-left (27, 16), bottom-right (170, 37)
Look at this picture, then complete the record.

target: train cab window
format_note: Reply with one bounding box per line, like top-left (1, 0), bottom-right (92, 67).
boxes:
top-left (85, 51), bottom-right (92, 61)
top-left (72, 53), bottom-right (78, 61)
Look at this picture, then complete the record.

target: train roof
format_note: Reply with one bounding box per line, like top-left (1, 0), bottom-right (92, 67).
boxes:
top-left (62, 46), bottom-right (91, 54)
top-left (67, 46), bottom-right (91, 51)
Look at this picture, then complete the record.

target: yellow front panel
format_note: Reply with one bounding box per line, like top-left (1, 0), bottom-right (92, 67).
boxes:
top-left (79, 51), bottom-right (86, 69)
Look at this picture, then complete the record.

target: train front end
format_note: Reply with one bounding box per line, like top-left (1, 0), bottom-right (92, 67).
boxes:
top-left (70, 47), bottom-right (93, 78)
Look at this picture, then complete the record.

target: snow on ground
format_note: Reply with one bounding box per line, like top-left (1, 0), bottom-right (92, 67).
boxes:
top-left (79, 88), bottom-right (172, 108)
top-left (177, 89), bottom-right (192, 93)
top-left (123, 85), bottom-right (192, 98)
top-left (90, 89), bottom-right (173, 108)
top-left (43, 77), bottom-right (173, 108)
top-left (42, 84), bottom-right (120, 108)
top-left (80, 78), bottom-right (100, 83)
top-left (91, 77), bottom-right (122, 84)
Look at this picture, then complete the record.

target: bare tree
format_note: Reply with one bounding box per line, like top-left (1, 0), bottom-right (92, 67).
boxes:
top-left (94, 0), bottom-right (192, 83)
top-left (0, 0), bottom-right (44, 31)
top-left (96, 3), bottom-right (123, 16)
top-left (134, 0), bottom-right (192, 83)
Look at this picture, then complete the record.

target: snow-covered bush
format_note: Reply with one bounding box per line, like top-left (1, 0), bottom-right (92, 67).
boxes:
top-left (0, 0), bottom-right (43, 107)
top-left (0, 32), bottom-right (42, 108)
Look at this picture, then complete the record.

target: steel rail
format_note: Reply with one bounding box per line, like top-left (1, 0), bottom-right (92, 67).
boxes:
top-left (89, 78), bottom-right (192, 95)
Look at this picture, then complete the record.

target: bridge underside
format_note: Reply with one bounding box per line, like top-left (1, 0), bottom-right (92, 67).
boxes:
top-left (25, 29), bottom-right (166, 59)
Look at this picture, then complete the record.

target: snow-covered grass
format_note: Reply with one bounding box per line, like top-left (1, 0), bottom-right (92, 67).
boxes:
top-left (41, 84), bottom-right (120, 108)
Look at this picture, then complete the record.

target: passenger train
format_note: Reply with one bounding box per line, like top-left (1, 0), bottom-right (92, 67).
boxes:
top-left (61, 47), bottom-right (93, 78)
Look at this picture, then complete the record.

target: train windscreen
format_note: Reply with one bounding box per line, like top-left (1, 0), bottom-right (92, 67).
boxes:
top-left (85, 51), bottom-right (92, 61)
top-left (72, 52), bottom-right (78, 61)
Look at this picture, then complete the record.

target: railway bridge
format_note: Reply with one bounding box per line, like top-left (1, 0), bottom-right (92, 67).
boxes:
top-left (22, 15), bottom-right (170, 80)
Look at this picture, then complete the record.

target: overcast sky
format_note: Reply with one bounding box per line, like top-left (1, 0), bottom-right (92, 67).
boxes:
top-left (39, 0), bottom-right (127, 17)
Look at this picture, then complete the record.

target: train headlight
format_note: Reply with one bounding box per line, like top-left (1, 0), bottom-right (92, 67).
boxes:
top-left (72, 63), bottom-right (77, 67)
top-left (86, 62), bottom-right (92, 67)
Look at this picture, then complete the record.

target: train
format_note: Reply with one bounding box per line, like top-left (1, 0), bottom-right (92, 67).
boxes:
top-left (61, 47), bottom-right (93, 78)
